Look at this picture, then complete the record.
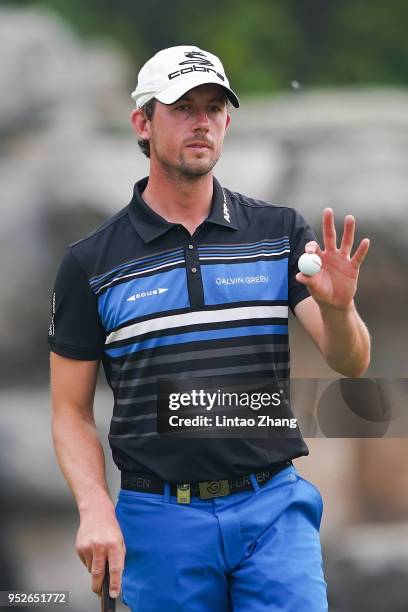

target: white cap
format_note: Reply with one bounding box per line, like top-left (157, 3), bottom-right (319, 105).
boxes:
top-left (131, 45), bottom-right (239, 109)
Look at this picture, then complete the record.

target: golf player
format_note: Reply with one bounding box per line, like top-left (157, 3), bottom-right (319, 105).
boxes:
top-left (49, 45), bottom-right (370, 611)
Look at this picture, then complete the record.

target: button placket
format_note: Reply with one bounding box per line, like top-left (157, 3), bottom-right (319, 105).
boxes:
top-left (184, 241), bottom-right (204, 307)
top-left (185, 241), bottom-right (199, 269)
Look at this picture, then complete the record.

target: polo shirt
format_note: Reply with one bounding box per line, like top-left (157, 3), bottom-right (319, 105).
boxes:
top-left (48, 176), bottom-right (316, 483)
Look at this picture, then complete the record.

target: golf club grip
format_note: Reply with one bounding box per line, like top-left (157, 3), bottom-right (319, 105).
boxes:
top-left (101, 563), bottom-right (116, 612)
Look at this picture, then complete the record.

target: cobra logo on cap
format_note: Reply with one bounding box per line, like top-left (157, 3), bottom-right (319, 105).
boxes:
top-left (168, 50), bottom-right (225, 82)
top-left (179, 51), bottom-right (214, 67)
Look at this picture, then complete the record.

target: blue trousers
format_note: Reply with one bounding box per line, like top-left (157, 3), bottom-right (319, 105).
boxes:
top-left (115, 464), bottom-right (328, 611)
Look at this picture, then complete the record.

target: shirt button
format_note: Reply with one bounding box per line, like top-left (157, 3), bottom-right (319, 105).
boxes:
top-left (191, 267), bottom-right (197, 274)
top-left (188, 244), bottom-right (194, 250)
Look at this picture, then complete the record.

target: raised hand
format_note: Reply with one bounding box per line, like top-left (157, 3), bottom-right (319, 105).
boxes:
top-left (295, 208), bottom-right (370, 310)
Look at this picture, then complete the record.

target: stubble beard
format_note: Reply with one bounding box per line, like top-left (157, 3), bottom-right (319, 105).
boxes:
top-left (176, 151), bottom-right (220, 179)
top-left (152, 141), bottom-right (222, 182)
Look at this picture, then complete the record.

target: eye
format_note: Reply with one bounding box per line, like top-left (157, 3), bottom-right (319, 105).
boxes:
top-left (175, 104), bottom-right (191, 111)
top-left (209, 105), bottom-right (222, 113)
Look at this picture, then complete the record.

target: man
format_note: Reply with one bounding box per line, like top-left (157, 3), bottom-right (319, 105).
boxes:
top-left (49, 46), bottom-right (370, 611)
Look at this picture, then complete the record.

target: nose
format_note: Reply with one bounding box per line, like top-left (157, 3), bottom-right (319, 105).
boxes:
top-left (193, 108), bottom-right (210, 130)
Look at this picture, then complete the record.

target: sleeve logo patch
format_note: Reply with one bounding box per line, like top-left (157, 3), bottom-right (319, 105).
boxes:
top-left (48, 292), bottom-right (56, 336)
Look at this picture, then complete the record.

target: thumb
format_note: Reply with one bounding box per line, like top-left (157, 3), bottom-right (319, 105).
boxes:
top-left (296, 272), bottom-right (312, 285)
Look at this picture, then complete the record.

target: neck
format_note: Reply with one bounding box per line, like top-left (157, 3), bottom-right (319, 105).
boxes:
top-left (141, 162), bottom-right (214, 235)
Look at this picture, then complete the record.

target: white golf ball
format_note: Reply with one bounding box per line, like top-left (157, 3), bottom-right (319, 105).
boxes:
top-left (298, 253), bottom-right (322, 276)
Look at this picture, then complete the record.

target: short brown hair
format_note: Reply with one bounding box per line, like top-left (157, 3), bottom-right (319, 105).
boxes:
top-left (137, 98), bottom-right (157, 158)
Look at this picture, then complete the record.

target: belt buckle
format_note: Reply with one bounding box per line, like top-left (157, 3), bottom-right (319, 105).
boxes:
top-left (177, 484), bottom-right (191, 504)
top-left (198, 479), bottom-right (230, 499)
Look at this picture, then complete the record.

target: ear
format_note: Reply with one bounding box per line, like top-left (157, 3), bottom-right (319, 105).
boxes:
top-left (225, 112), bottom-right (231, 131)
top-left (131, 108), bottom-right (151, 140)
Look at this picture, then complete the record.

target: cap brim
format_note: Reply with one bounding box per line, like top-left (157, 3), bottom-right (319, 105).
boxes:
top-left (156, 73), bottom-right (239, 108)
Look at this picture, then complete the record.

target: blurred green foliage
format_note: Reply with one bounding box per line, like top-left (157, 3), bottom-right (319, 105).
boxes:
top-left (6, 0), bottom-right (408, 93)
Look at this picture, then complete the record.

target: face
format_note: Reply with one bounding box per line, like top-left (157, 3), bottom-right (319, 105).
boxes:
top-left (133, 83), bottom-right (231, 179)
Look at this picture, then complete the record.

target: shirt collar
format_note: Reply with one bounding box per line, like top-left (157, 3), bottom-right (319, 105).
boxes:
top-left (207, 177), bottom-right (238, 231)
top-left (127, 176), bottom-right (238, 243)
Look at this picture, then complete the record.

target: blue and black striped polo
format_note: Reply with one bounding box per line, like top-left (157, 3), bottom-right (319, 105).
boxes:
top-left (49, 176), bottom-right (316, 482)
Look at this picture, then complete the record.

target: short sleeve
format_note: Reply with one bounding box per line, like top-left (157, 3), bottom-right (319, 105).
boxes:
top-left (288, 209), bottom-right (317, 314)
top-left (48, 249), bottom-right (105, 360)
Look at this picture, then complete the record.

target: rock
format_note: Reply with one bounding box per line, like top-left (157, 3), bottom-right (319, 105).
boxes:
top-left (0, 7), bottom-right (407, 383)
top-left (325, 523), bottom-right (408, 611)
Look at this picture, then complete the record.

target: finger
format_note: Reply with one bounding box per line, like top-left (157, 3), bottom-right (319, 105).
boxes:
top-left (108, 545), bottom-right (125, 598)
top-left (339, 215), bottom-right (355, 256)
top-left (295, 272), bottom-right (319, 286)
top-left (351, 238), bottom-right (370, 268)
top-left (84, 553), bottom-right (93, 574)
top-left (91, 547), bottom-right (107, 595)
top-left (77, 551), bottom-right (87, 567)
top-left (322, 208), bottom-right (337, 251)
top-left (77, 548), bottom-right (93, 573)
top-left (304, 241), bottom-right (323, 257)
